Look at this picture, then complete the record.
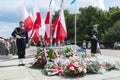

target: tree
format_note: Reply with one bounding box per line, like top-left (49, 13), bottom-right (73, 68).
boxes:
top-left (77, 6), bottom-right (106, 41)
top-left (52, 6), bottom-right (120, 42)
top-left (103, 20), bottom-right (120, 42)
top-left (108, 7), bottom-right (120, 27)
top-left (65, 14), bottom-right (75, 40)
top-left (101, 7), bottom-right (120, 41)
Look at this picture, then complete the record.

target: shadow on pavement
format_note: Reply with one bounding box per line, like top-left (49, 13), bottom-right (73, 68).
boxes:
top-left (0, 64), bottom-right (18, 68)
top-left (0, 54), bottom-right (35, 62)
top-left (103, 77), bottom-right (120, 80)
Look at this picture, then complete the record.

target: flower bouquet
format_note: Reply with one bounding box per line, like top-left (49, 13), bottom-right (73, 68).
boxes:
top-left (32, 47), bottom-right (120, 78)
top-left (59, 47), bottom-right (79, 59)
top-left (44, 62), bottom-right (64, 76)
top-left (105, 61), bottom-right (120, 71)
top-left (81, 55), bottom-right (106, 74)
top-left (86, 61), bottom-right (100, 73)
top-left (32, 48), bottom-right (47, 68)
top-left (47, 48), bottom-right (56, 61)
top-left (35, 48), bottom-right (43, 59)
top-left (59, 47), bottom-right (73, 58)
top-left (64, 62), bottom-right (86, 77)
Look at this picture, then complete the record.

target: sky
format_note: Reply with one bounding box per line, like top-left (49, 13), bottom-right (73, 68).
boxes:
top-left (0, 0), bottom-right (120, 38)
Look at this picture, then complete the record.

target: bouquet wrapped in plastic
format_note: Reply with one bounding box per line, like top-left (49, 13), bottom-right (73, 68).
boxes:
top-left (64, 62), bottom-right (86, 77)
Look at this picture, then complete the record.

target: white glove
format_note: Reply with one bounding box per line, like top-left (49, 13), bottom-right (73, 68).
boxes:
top-left (26, 43), bottom-right (29, 48)
top-left (16, 35), bottom-right (21, 38)
top-left (93, 35), bottom-right (96, 38)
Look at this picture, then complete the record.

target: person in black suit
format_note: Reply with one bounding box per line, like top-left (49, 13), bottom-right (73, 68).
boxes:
top-left (89, 25), bottom-right (98, 54)
top-left (11, 21), bottom-right (28, 66)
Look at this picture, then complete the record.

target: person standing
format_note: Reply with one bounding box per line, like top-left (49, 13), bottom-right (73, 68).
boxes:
top-left (11, 21), bottom-right (28, 66)
top-left (82, 40), bottom-right (86, 52)
top-left (89, 25), bottom-right (98, 54)
top-left (87, 41), bottom-right (91, 49)
top-left (96, 42), bottom-right (102, 54)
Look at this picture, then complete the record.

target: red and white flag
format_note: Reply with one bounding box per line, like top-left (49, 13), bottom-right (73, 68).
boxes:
top-left (53, 9), bottom-right (67, 44)
top-left (30, 3), bottom-right (41, 43)
top-left (22, 7), bottom-right (33, 32)
top-left (44, 0), bottom-right (53, 45)
top-left (44, 11), bottom-right (52, 44)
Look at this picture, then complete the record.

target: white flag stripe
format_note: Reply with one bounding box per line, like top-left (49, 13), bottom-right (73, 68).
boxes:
top-left (45, 24), bottom-right (51, 38)
top-left (60, 9), bottom-right (67, 33)
top-left (22, 7), bottom-right (29, 21)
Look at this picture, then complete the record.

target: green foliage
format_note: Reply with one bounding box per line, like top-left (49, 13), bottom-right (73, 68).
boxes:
top-left (64, 69), bottom-right (86, 77)
top-left (35, 48), bottom-right (42, 59)
top-left (77, 6), bottom-right (107, 41)
top-left (47, 48), bottom-right (55, 61)
top-left (59, 47), bottom-right (73, 57)
top-left (106, 7), bottom-right (120, 29)
top-left (52, 6), bottom-right (120, 42)
top-left (64, 47), bottom-right (73, 57)
top-left (87, 61), bottom-right (100, 73)
top-left (66, 14), bottom-right (76, 40)
top-left (103, 20), bottom-right (120, 42)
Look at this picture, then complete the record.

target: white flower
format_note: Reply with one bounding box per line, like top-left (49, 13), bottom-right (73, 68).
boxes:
top-left (54, 58), bottom-right (60, 63)
top-left (89, 61), bottom-right (92, 65)
top-left (98, 68), bottom-right (106, 74)
top-left (70, 66), bottom-right (75, 71)
top-left (46, 68), bottom-right (49, 71)
top-left (74, 62), bottom-right (79, 67)
top-left (114, 62), bottom-right (120, 69)
top-left (62, 58), bottom-right (70, 66)
top-left (77, 67), bottom-right (83, 72)
top-left (47, 72), bottom-right (52, 75)
top-left (83, 68), bottom-right (87, 73)
top-left (83, 63), bottom-right (87, 68)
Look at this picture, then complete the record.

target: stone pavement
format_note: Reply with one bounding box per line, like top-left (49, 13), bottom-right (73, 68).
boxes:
top-left (0, 47), bottom-right (120, 80)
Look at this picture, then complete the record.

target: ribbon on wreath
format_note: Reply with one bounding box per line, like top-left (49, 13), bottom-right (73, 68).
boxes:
top-left (47, 63), bottom-right (64, 76)
top-left (54, 50), bottom-right (60, 58)
top-left (32, 48), bottom-right (48, 67)
top-left (43, 48), bottom-right (49, 61)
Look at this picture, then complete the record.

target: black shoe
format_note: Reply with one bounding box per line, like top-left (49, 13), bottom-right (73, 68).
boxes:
top-left (21, 64), bottom-right (25, 66)
top-left (18, 64), bottom-right (22, 66)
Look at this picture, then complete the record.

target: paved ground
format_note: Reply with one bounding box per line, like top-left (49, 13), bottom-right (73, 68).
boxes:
top-left (0, 46), bottom-right (120, 80)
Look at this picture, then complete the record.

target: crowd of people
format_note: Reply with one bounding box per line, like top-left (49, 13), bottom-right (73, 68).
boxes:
top-left (0, 38), bottom-right (17, 55)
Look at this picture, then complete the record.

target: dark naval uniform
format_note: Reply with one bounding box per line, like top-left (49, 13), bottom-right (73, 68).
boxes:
top-left (11, 27), bottom-right (28, 59)
top-left (89, 29), bottom-right (98, 54)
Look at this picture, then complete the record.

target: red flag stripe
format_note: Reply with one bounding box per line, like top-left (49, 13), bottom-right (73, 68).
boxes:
top-left (23, 7), bottom-right (33, 32)
top-left (53, 9), bottom-right (67, 44)
top-left (30, 3), bottom-right (41, 43)
top-left (24, 16), bottom-right (33, 32)
top-left (44, 11), bottom-right (52, 44)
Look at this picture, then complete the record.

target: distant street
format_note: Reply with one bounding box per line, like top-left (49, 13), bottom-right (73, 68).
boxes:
top-left (87, 49), bottom-right (120, 58)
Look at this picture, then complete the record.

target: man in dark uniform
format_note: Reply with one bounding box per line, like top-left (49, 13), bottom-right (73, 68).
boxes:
top-left (11, 21), bottom-right (28, 66)
top-left (89, 25), bottom-right (98, 54)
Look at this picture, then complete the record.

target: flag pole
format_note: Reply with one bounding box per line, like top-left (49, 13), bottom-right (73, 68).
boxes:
top-left (74, 0), bottom-right (77, 45)
top-left (49, 0), bottom-right (53, 47)
top-left (75, 13), bottom-right (76, 45)
top-left (71, 0), bottom-right (77, 45)
top-left (50, 17), bottom-right (53, 47)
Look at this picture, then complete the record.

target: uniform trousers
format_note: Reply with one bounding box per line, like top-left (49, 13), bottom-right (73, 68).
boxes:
top-left (91, 39), bottom-right (97, 54)
top-left (16, 38), bottom-right (26, 59)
